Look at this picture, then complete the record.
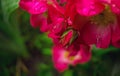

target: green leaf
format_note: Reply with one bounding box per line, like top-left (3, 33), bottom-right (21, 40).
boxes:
top-left (42, 48), bottom-right (52, 55)
top-left (0, 68), bottom-right (10, 76)
top-left (64, 70), bottom-right (73, 76)
top-left (36, 63), bottom-right (53, 76)
top-left (1, 0), bottom-right (19, 23)
top-left (92, 45), bottom-right (119, 56)
top-left (0, 0), bottom-right (29, 58)
top-left (111, 61), bottom-right (120, 76)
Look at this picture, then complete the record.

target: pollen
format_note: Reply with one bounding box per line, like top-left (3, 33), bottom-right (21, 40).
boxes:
top-left (47, 0), bottom-right (53, 5)
top-left (90, 6), bottom-right (116, 26)
top-left (64, 51), bottom-right (69, 58)
top-left (69, 56), bottom-right (75, 61)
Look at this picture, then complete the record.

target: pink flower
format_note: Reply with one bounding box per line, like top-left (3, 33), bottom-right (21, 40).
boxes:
top-left (52, 44), bottom-right (91, 72)
top-left (47, 0), bottom-right (88, 40)
top-left (46, 2), bottom-right (92, 72)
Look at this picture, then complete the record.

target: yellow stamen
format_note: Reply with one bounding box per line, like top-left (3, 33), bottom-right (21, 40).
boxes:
top-left (47, 0), bottom-right (53, 4)
top-left (64, 51), bottom-right (69, 58)
top-left (64, 51), bottom-right (75, 61)
top-left (69, 56), bottom-right (75, 61)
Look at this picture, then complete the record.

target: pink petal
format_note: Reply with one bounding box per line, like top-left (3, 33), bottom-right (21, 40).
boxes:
top-left (48, 4), bottom-right (64, 22)
top-left (19, 0), bottom-right (47, 14)
top-left (52, 43), bottom-right (91, 71)
top-left (76, 0), bottom-right (105, 16)
top-left (73, 44), bottom-right (91, 64)
top-left (81, 23), bottom-right (111, 48)
top-left (99, 0), bottom-right (120, 14)
top-left (110, 0), bottom-right (120, 14)
top-left (48, 18), bottom-right (65, 39)
top-left (72, 14), bottom-right (89, 30)
top-left (52, 45), bottom-right (68, 72)
top-left (60, 0), bottom-right (67, 3)
top-left (64, 0), bottom-right (77, 21)
top-left (30, 14), bottom-right (48, 32)
top-left (112, 15), bottom-right (120, 48)
top-left (79, 44), bottom-right (91, 63)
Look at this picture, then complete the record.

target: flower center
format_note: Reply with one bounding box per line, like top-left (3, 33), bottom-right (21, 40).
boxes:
top-left (64, 51), bottom-right (75, 61)
top-left (90, 6), bottom-right (116, 26)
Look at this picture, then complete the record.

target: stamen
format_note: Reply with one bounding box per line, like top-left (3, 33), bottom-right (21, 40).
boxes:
top-left (90, 6), bottom-right (116, 26)
top-left (64, 51), bottom-right (75, 61)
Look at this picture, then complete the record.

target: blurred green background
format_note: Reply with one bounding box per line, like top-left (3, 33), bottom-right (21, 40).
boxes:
top-left (0, 0), bottom-right (120, 76)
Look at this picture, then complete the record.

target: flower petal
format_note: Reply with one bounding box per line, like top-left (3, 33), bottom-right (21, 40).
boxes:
top-left (73, 14), bottom-right (89, 30)
top-left (75, 44), bottom-right (91, 64)
top-left (110, 0), bottom-right (120, 14)
top-left (30, 14), bottom-right (48, 32)
top-left (48, 4), bottom-right (64, 22)
top-left (19, 0), bottom-right (47, 14)
top-left (81, 23), bottom-right (111, 48)
top-left (52, 45), bottom-right (68, 72)
top-left (76, 0), bottom-right (105, 16)
top-left (48, 18), bottom-right (65, 39)
top-left (112, 15), bottom-right (120, 48)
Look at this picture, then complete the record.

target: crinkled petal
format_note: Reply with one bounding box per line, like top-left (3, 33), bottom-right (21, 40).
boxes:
top-left (19, 0), bottom-right (47, 14)
top-left (76, 0), bottom-right (105, 16)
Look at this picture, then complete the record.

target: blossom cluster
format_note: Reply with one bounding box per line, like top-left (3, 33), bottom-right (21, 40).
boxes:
top-left (19, 0), bottom-right (120, 72)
